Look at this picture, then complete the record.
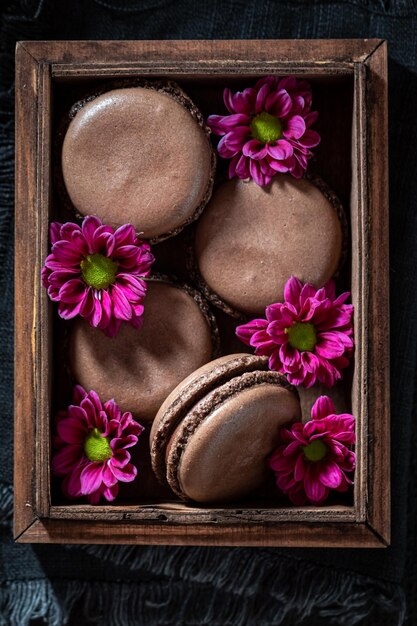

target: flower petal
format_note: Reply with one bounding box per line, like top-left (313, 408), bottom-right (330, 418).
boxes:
top-left (234, 154), bottom-right (250, 179)
top-left (255, 83), bottom-right (270, 113)
top-left (315, 333), bottom-right (347, 359)
top-left (267, 139), bottom-right (293, 160)
top-left (102, 462), bottom-right (118, 487)
top-left (284, 115), bottom-right (306, 140)
top-left (242, 139), bottom-right (268, 160)
top-left (113, 224), bottom-right (136, 248)
top-left (110, 462), bottom-right (137, 483)
top-left (51, 445), bottom-right (83, 476)
top-left (284, 276), bottom-right (303, 307)
top-left (294, 452), bottom-right (306, 481)
top-left (101, 484), bottom-right (118, 502)
top-left (58, 279), bottom-right (86, 304)
top-left (311, 395), bottom-right (336, 421)
top-left (50, 222), bottom-right (62, 245)
top-left (51, 240), bottom-right (83, 265)
top-left (58, 291), bottom-right (89, 320)
top-left (236, 319), bottom-right (268, 345)
top-left (80, 462), bottom-right (104, 495)
top-left (299, 129), bottom-right (321, 148)
top-left (268, 348), bottom-right (283, 372)
top-left (111, 449), bottom-right (130, 468)
top-left (57, 417), bottom-right (88, 444)
top-left (110, 435), bottom-right (138, 451)
top-left (266, 90), bottom-right (292, 118)
top-left (62, 462), bottom-right (85, 498)
top-left (111, 284), bottom-right (133, 320)
top-left (82, 216), bottom-right (102, 251)
top-left (304, 465), bottom-right (328, 504)
top-left (319, 461), bottom-right (343, 489)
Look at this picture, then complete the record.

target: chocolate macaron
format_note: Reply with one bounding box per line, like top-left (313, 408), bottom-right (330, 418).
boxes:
top-left (192, 175), bottom-right (346, 317)
top-left (150, 354), bottom-right (301, 503)
top-left (69, 278), bottom-right (219, 422)
top-left (60, 81), bottom-right (215, 243)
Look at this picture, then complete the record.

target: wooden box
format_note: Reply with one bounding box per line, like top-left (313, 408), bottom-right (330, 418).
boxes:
top-left (14, 40), bottom-right (389, 547)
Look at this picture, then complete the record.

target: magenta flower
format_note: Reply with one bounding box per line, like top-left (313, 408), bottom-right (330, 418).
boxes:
top-left (52, 385), bottom-right (144, 504)
top-left (269, 395), bottom-right (356, 505)
top-left (236, 276), bottom-right (354, 388)
top-left (207, 75), bottom-right (320, 186)
top-left (42, 216), bottom-right (155, 337)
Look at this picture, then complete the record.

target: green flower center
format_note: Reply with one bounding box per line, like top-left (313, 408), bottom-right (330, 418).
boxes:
top-left (250, 112), bottom-right (282, 143)
top-left (83, 427), bottom-right (112, 462)
top-left (302, 439), bottom-right (328, 462)
top-left (80, 253), bottom-right (118, 290)
top-left (286, 322), bottom-right (317, 352)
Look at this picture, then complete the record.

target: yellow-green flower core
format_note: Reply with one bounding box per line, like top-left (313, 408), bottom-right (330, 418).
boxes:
top-left (302, 439), bottom-right (328, 462)
top-left (250, 112), bottom-right (282, 143)
top-left (286, 322), bottom-right (317, 352)
top-left (84, 427), bottom-right (112, 462)
top-left (81, 253), bottom-right (117, 290)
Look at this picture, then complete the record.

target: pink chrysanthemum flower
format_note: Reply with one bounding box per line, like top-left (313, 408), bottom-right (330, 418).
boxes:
top-left (52, 385), bottom-right (144, 504)
top-left (42, 216), bottom-right (154, 337)
top-left (236, 276), bottom-right (354, 388)
top-left (268, 395), bottom-right (356, 505)
top-left (207, 75), bottom-right (320, 186)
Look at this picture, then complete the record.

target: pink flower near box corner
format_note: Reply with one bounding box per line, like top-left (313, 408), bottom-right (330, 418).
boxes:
top-left (52, 385), bottom-right (144, 504)
top-left (236, 276), bottom-right (354, 388)
top-left (268, 395), bottom-right (356, 506)
top-left (41, 216), bottom-right (154, 337)
top-left (207, 75), bottom-right (320, 186)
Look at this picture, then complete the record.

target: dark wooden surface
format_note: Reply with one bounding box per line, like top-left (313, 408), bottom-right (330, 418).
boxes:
top-left (14, 39), bottom-right (389, 546)
top-left (14, 43), bottom-right (40, 538)
top-left (49, 503), bottom-right (356, 524)
top-left (19, 518), bottom-right (386, 548)
top-left (364, 41), bottom-right (390, 544)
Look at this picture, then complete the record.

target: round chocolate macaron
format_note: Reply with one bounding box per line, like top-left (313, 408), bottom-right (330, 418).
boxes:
top-left (192, 175), bottom-right (346, 318)
top-left (150, 354), bottom-right (301, 503)
top-left (60, 81), bottom-right (215, 243)
top-left (69, 278), bottom-right (219, 423)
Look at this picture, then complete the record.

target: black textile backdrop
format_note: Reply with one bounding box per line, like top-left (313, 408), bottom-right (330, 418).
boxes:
top-left (1, 1), bottom-right (417, 624)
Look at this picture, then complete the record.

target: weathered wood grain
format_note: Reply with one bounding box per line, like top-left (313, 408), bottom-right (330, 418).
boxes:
top-left (49, 503), bottom-right (355, 524)
top-left (20, 39), bottom-right (381, 67)
top-left (364, 41), bottom-right (390, 544)
top-left (35, 61), bottom-right (52, 518)
top-left (14, 42), bottom-right (40, 537)
top-left (351, 62), bottom-right (368, 523)
top-left (19, 518), bottom-right (386, 548)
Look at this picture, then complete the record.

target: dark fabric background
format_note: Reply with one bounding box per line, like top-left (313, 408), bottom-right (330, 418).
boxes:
top-left (1, 0), bottom-right (417, 624)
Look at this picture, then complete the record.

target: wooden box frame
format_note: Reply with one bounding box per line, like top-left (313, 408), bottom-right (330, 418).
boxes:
top-left (14, 39), bottom-right (389, 547)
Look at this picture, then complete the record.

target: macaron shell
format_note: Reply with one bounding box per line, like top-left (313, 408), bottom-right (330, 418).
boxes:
top-left (194, 176), bottom-right (344, 316)
top-left (62, 86), bottom-right (213, 239)
top-left (173, 383), bottom-right (300, 503)
top-left (69, 281), bottom-right (214, 422)
top-left (150, 353), bottom-right (268, 482)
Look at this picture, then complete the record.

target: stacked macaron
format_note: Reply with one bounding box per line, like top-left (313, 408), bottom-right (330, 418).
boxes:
top-left (48, 74), bottom-right (352, 506)
top-left (150, 355), bottom-right (300, 503)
